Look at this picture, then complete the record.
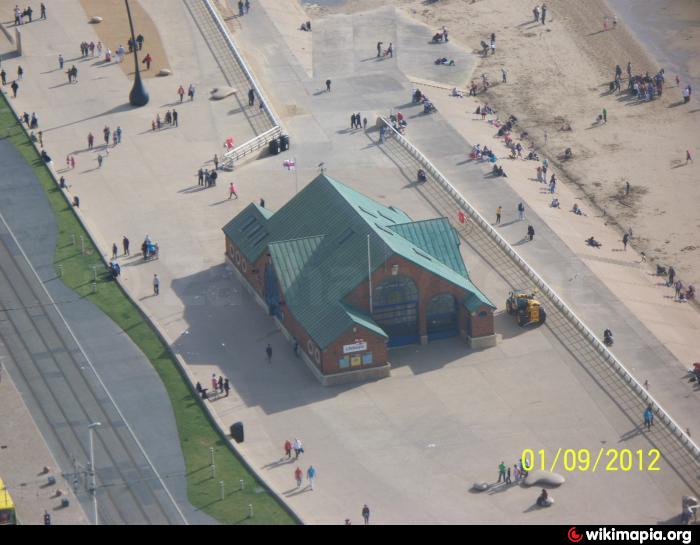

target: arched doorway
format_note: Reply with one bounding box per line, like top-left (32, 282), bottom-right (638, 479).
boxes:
top-left (372, 276), bottom-right (419, 347)
top-left (427, 294), bottom-right (458, 341)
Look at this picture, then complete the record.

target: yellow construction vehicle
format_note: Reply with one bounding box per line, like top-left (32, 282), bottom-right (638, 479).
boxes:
top-left (505, 290), bottom-right (546, 327)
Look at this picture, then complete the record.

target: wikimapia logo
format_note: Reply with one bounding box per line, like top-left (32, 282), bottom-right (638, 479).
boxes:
top-left (567, 527), bottom-right (693, 544)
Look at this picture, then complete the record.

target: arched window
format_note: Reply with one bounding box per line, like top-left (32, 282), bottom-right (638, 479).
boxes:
top-left (372, 276), bottom-right (419, 347)
top-left (427, 294), bottom-right (458, 340)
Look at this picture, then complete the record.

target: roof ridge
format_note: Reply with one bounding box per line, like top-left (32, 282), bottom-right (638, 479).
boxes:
top-left (269, 234), bottom-right (326, 246)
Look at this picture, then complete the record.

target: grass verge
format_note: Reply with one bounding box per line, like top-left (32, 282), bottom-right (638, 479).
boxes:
top-left (0, 94), bottom-right (296, 525)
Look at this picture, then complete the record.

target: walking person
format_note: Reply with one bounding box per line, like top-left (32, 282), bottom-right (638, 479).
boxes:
top-left (501, 68), bottom-right (507, 84)
top-left (674, 280), bottom-right (683, 301)
top-left (38, 131), bottom-right (43, 148)
top-left (70, 156), bottom-right (75, 170)
top-left (123, 236), bottom-right (130, 256)
top-left (622, 232), bottom-right (629, 250)
top-left (188, 83), bottom-right (195, 101)
top-left (497, 461), bottom-right (506, 483)
top-left (306, 466), bottom-right (316, 491)
top-left (198, 168), bottom-right (204, 186)
top-left (362, 505), bottom-right (370, 525)
top-left (142, 53), bottom-right (152, 71)
top-left (293, 438), bottom-right (303, 459)
top-left (0, 69), bottom-right (6, 85)
top-left (97, 154), bottom-right (103, 168)
top-left (506, 466), bottom-right (512, 484)
top-left (17, 66), bottom-right (23, 81)
top-left (112, 243), bottom-right (118, 260)
top-left (41, 3), bottom-right (47, 19)
top-left (88, 132), bottom-right (94, 149)
top-left (541, 3), bottom-right (547, 24)
top-left (11, 80), bottom-right (19, 98)
top-left (517, 202), bottom-right (525, 221)
top-left (229, 182), bottom-right (238, 200)
top-left (218, 376), bottom-right (224, 394)
top-left (668, 266), bottom-right (676, 287)
top-left (687, 150), bottom-right (693, 164)
top-left (643, 405), bottom-right (653, 430)
top-left (178, 85), bottom-right (185, 102)
top-left (211, 374), bottom-right (218, 394)
top-left (266, 343), bottom-right (272, 363)
top-left (294, 467), bottom-right (303, 488)
top-left (602, 108), bottom-right (607, 123)
top-left (325, 79), bottom-right (332, 92)
top-left (284, 440), bottom-right (292, 459)
top-left (495, 205), bottom-right (502, 225)
top-left (376, 41), bottom-right (383, 58)
top-left (59, 54), bottom-right (64, 70)
top-left (248, 88), bottom-right (255, 107)
top-left (153, 274), bottom-right (160, 296)
top-left (527, 224), bottom-right (535, 242)
top-left (223, 378), bottom-right (230, 397)
top-left (213, 154), bottom-right (219, 170)
top-left (172, 109), bottom-right (179, 127)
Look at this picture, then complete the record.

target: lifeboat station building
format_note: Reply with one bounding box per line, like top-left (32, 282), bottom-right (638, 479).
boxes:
top-left (223, 174), bottom-right (496, 385)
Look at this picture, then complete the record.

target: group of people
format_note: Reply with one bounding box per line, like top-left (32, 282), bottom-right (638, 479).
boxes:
top-left (195, 374), bottom-right (231, 400)
top-left (237, 0), bottom-right (251, 17)
top-left (282, 439), bottom-right (317, 491)
top-left (431, 26), bottom-right (449, 43)
top-left (470, 144), bottom-right (496, 163)
top-left (479, 32), bottom-right (497, 56)
top-left (657, 265), bottom-right (695, 302)
top-left (350, 112), bottom-right (366, 130)
top-left (497, 458), bottom-right (530, 486)
top-left (299, 21), bottom-right (311, 32)
top-left (21, 111), bottom-right (38, 130)
top-left (127, 34), bottom-right (145, 53)
top-left (197, 167), bottom-right (219, 188)
top-left (151, 109), bottom-right (179, 131)
top-left (532, 4), bottom-right (548, 25)
top-left (177, 84), bottom-right (196, 102)
top-left (376, 41), bottom-right (394, 58)
top-left (13, 3), bottom-right (45, 25)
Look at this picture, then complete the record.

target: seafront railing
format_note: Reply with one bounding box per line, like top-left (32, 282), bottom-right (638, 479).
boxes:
top-left (379, 117), bottom-right (700, 465)
top-left (199, 0), bottom-right (285, 168)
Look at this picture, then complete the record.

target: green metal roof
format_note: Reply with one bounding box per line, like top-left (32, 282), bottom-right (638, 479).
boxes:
top-left (222, 203), bottom-right (273, 262)
top-left (341, 303), bottom-right (389, 339)
top-left (389, 218), bottom-right (468, 277)
top-left (223, 174), bottom-right (494, 347)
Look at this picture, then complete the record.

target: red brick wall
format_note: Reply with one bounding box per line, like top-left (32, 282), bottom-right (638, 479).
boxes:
top-left (343, 254), bottom-right (494, 338)
top-left (226, 239), bottom-right (268, 295)
top-left (322, 327), bottom-right (388, 375)
top-left (465, 305), bottom-right (495, 337)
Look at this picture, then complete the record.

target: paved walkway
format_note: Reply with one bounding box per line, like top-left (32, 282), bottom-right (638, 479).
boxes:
top-left (2, 0), bottom-right (697, 524)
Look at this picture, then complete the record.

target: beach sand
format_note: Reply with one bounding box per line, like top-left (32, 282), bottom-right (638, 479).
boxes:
top-left (305, 0), bottom-right (700, 292)
top-left (78, 0), bottom-right (171, 78)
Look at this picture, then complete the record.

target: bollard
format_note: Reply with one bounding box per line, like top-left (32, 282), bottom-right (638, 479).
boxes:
top-left (239, 479), bottom-right (245, 491)
top-left (209, 447), bottom-right (214, 467)
top-left (248, 504), bottom-right (253, 519)
top-left (219, 481), bottom-right (224, 501)
top-left (58, 264), bottom-right (63, 278)
top-left (210, 464), bottom-right (216, 479)
top-left (92, 282), bottom-right (97, 294)
top-left (92, 265), bottom-right (97, 282)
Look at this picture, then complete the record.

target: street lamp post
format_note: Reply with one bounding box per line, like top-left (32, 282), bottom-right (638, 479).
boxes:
top-left (88, 422), bottom-right (102, 526)
top-left (124, 0), bottom-right (149, 106)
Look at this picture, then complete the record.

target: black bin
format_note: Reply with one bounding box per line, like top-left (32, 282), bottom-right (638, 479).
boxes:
top-left (230, 422), bottom-right (244, 443)
top-left (269, 139), bottom-right (280, 155)
top-left (279, 134), bottom-right (290, 151)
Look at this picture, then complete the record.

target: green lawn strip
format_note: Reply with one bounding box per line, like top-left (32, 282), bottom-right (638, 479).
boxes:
top-left (0, 97), bottom-right (296, 525)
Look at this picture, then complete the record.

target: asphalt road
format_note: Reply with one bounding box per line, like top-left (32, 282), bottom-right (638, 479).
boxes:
top-left (0, 216), bottom-right (187, 525)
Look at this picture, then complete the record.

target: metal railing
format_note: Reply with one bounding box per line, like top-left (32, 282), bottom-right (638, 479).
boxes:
top-left (202, 0), bottom-right (282, 129)
top-left (222, 126), bottom-right (281, 169)
top-left (379, 117), bottom-right (700, 464)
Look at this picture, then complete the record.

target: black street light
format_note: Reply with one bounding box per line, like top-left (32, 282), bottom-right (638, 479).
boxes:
top-left (125, 0), bottom-right (149, 107)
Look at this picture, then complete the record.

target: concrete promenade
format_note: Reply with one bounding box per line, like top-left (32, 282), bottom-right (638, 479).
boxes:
top-left (1, 0), bottom-right (697, 524)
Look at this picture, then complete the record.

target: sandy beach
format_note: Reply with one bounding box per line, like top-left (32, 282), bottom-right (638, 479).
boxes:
top-left (304, 0), bottom-right (700, 296)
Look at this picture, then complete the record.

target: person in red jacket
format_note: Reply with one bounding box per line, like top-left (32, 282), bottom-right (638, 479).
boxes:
top-left (284, 440), bottom-right (292, 459)
top-left (294, 467), bottom-right (303, 488)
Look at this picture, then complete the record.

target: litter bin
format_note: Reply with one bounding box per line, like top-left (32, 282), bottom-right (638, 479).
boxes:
top-left (230, 422), bottom-right (244, 443)
top-left (279, 134), bottom-right (290, 151)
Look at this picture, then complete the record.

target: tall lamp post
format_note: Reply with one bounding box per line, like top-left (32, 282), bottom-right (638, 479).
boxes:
top-left (88, 422), bottom-right (102, 526)
top-left (125, 0), bottom-right (149, 106)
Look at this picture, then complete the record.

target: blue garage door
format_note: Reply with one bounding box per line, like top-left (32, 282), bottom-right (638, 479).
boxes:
top-left (373, 276), bottom-right (419, 347)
